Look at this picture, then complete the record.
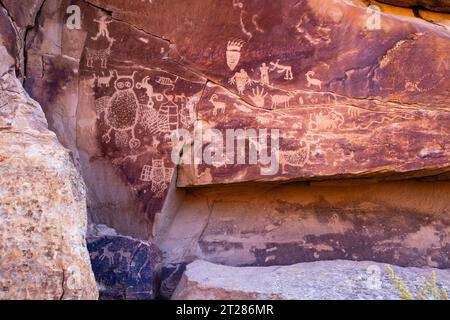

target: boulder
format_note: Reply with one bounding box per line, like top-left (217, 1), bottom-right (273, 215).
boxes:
top-left (0, 58), bottom-right (98, 299)
top-left (173, 260), bottom-right (450, 300)
top-left (87, 234), bottom-right (162, 300)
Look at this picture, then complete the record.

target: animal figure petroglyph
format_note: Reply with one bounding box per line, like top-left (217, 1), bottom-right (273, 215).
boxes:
top-left (309, 111), bottom-right (344, 130)
top-left (271, 94), bottom-right (292, 108)
top-left (93, 70), bottom-right (114, 88)
top-left (305, 71), bottom-right (322, 89)
top-left (209, 94), bottom-right (226, 116)
top-left (279, 142), bottom-right (310, 174)
top-left (175, 94), bottom-right (187, 103)
top-left (259, 63), bottom-right (270, 85)
top-left (269, 60), bottom-right (293, 80)
top-left (155, 76), bottom-right (177, 89)
top-left (86, 39), bottom-right (115, 69)
top-left (136, 76), bottom-right (155, 107)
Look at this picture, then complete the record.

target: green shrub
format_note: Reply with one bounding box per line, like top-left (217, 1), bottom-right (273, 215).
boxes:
top-left (385, 264), bottom-right (448, 300)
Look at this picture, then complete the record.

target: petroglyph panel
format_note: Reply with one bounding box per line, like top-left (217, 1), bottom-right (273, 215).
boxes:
top-left (178, 82), bottom-right (450, 186)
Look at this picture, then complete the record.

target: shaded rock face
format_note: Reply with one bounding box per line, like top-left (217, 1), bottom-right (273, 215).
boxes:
top-left (158, 181), bottom-right (450, 268)
top-left (0, 22), bottom-right (97, 298)
top-left (87, 234), bottom-right (161, 300)
top-left (173, 260), bottom-right (450, 300)
top-left (378, 1), bottom-right (450, 12)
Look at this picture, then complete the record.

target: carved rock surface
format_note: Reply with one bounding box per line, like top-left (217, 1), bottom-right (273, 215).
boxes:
top-left (24, 0), bottom-right (450, 238)
top-left (173, 260), bottom-right (450, 300)
top-left (87, 234), bottom-right (162, 300)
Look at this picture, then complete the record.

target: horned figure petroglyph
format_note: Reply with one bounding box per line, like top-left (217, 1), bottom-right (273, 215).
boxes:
top-left (249, 87), bottom-right (267, 108)
top-left (139, 159), bottom-right (174, 198)
top-left (271, 93), bottom-right (292, 108)
top-left (226, 39), bottom-right (244, 71)
top-left (269, 60), bottom-right (293, 80)
top-left (86, 38), bottom-right (115, 69)
top-left (91, 16), bottom-right (114, 41)
top-left (309, 110), bottom-right (344, 130)
top-left (209, 94), bottom-right (226, 116)
top-left (92, 70), bottom-right (114, 88)
top-left (279, 142), bottom-right (310, 174)
top-left (305, 71), bottom-right (322, 89)
top-left (98, 71), bottom-right (142, 149)
top-left (229, 68), bottom-right (253, 95)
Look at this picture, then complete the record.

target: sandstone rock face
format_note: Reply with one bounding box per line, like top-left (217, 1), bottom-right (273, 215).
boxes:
top-left (87, 233), bottom-right (162, 300)
top-left (0, 54), bottom-right (98, 299)
top-left (158, 180), bottom-right (450, 268)
top-left (173, 260), bottom-right (450, 300)
top-left (378, 1), bottom-right (450, 12)
top-left (16, 0), bottom-right (450, 298)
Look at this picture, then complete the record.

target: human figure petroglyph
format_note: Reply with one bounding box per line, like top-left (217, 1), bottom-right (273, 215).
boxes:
top-left (305, 71), bottom-right (322, 89)
top-left (99, 71), bottom-right (141, 149)
top-left (271, 94), bottom-right (292, 109)
top-left (180, 96), bottom-right (197, 128)
top-left (249, 87), bottom-right (267, 108)
top-left (259, 63), bottom-right (270, 85)
top-left (309, 110), bottom-right (344, 130)
top-left (209, 94), bottom-right (226, 116)
top-left (229, 68), bottom-right (253, 95)
top-left (91, 16), bottom-right (114, 41)
top-left (226, 40), bottom-right (244, 71)
top-left (86, 38), bottom-right (115, 68)
top-left (269, 60), bottom-right (293, 80)
top-left (139, 159), bottom-right (174, 198)
top-left (279, 142), bottom-right (310, 174)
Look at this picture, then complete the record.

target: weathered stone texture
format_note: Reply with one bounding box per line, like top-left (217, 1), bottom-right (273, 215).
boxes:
top-left (158, 181), bottom-right (450, 269)
top-left (0, 73), bottom-right (98, 300)
top-left (87, 234), bottom-right (162, 300)
top-left (173, 260), bottom-right (450, 300)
